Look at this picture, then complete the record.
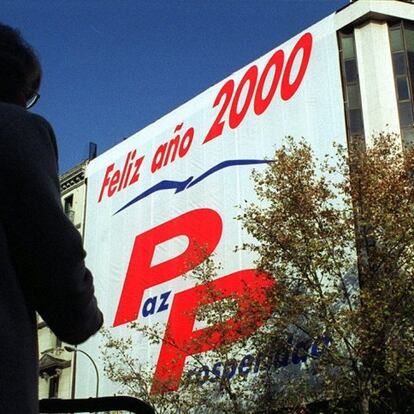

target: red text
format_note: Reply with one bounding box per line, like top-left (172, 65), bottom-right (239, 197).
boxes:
top-left (151, 123), bottom-right (195, 173)
top-left (98, 149), bottom-right (144, 202)
top-left (151, 269), bottom-right (275, 394)
top-left (113, 208), bottom-right (223, 327)
top-left (203, 32), bottom-right (313, 144)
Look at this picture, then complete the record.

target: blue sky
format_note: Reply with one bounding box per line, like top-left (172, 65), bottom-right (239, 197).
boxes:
top-left (3, 0), bottom-right (348, 173)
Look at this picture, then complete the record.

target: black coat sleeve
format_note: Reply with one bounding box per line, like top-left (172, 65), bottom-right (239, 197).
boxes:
top-left (0, 110), bottom-right (103, 344)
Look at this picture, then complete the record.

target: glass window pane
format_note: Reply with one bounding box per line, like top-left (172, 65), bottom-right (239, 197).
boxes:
top-left (408, 51), bottom-right (414, 100)
top-left (404, 27), bottom-right (414, 52)
top-left (390, 26), bottom-right (403, 51)
top-left (399, 101), bottom-right (414, 127)
top-left (397, 77), bottom-right (410, 101)
top-left (349, 109), bottom-right (364, 135)
top-left (350, 135), bottom-right (366, 152)
top-left (392, 52), bottom-right (406, 75)
top-left (402, 127), bottom-right (414, 149)
top-left (408, 50), bottom-right (414, 78)
top-left (345, 59), bottom-right (358, 83)
top-left (347, 84), bottom-right (361, 109)
top-left (341, 35), bottom-right (355, 59)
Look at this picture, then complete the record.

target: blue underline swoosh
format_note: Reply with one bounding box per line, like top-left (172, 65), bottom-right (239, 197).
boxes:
top-left (114, 159), bottom-right (272, 215)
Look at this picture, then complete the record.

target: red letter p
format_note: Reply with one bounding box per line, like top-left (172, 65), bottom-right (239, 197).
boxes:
top-left (113, 208), bottom-right (223, 327)
top-left (151, 270), bottom-right (275, 394)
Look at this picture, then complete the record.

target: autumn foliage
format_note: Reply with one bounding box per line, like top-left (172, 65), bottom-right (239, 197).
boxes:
top-left (103, 134), bottom-right (414, 414)
top-left (239, 134), bottom-right (414, 413)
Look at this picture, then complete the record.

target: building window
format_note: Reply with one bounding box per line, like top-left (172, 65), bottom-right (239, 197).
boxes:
top-left (389, 21), bottom-right (414, 146)
top-left (48, 375), bottom-right (59, 398)
top-left (64, 194), bottom-right (75, 223)
top-left (338, 31), bottom-right (365, 151)
top-left (56, 336), bottom-right (62, 349)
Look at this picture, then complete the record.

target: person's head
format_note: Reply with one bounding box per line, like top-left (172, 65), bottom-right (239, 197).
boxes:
top-left (0, 23), bottom-right (41, 109)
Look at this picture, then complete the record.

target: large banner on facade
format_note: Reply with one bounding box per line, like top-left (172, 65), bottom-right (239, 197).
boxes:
top-left (77, 14), bottom-right (347, 398)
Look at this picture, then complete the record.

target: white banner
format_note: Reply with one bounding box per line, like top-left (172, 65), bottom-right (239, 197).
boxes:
top-left (77, 13), bottom-right (347, 398)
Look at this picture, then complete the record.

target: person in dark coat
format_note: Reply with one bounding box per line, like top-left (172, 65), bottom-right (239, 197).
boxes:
top-left (0, 23), bottom-right (103, 413)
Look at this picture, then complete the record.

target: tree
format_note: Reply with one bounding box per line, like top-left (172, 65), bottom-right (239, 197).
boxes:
top-left (101, 133), bottom-right (414, 414)
top-left (101, 254), bottom-right (276, 414)
top-left (238, 134), bottom-right (414, 413)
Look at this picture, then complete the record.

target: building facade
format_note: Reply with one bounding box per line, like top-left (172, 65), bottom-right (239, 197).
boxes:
top-left (77, 0), bottom-right (414, 400)
top-left (37, 0), bottom-right (414, 404)
top-left (38, 160), bottom-right (89, 400)
top-left (335, 0), bottom-right (414, 150)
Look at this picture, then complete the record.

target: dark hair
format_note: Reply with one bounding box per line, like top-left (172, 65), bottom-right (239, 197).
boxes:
top-left (0, 23), bottom-right (41, 105)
